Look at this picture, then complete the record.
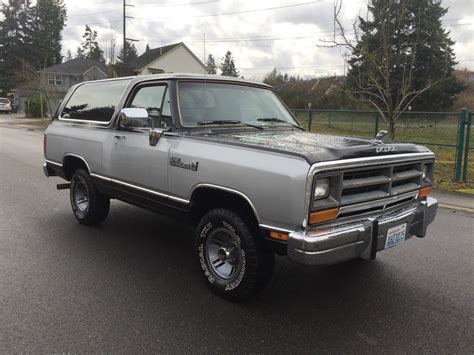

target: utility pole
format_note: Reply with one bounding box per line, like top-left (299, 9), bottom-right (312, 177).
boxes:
top-left (123, 0), bottom-right (137, 65)
top-left (123, 0), bottom-right (126, 64)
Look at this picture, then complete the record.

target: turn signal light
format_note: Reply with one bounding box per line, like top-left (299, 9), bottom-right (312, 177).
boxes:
top-left (418, 186), bottom-right (432, 198)
top-left (270, 231), bottom-right (289, 241)
top-left (309, 208), bottom-right (339, 225)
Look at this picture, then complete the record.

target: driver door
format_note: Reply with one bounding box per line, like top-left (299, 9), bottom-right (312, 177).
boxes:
top-left (109, 83), bottom-right (172, 195)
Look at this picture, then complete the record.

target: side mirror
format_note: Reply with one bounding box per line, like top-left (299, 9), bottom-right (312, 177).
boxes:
top-left (119, 108), bottom-right (149, 129)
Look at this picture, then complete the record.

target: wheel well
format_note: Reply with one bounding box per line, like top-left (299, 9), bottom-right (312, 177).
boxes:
top-left (190, 187), bottom-right (259, 228)
top-left (63, 156), bottom-right (89, 180)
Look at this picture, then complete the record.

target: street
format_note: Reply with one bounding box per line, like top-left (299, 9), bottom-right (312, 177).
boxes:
top-left (1, 124), bottom-right (473, 353)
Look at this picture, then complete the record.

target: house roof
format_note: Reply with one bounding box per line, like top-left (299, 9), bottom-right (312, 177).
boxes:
top-left (42, 58), bottom-right (107, 75)
top-left (130, 42), bottom-right (182, 71)
top-left (131, 42), bottom-right (207, 72)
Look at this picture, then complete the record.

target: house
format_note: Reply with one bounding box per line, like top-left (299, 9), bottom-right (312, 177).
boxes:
top-left (13, 58), bottom-right (108, 114)
top-left (130, 42), bottom-right (208, 75)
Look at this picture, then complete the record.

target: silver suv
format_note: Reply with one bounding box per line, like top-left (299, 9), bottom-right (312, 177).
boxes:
top-left (43, 74), bottom-right (438, 301)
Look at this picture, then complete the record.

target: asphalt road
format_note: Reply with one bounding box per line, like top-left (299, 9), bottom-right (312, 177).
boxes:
top-left (1, 125), bottom-right (473, 353)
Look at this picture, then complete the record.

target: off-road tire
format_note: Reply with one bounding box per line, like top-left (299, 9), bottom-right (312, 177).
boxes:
top-left (70, 169), bottom-right (110, 225)
top-left (195, 208), bottom-right (274, 301)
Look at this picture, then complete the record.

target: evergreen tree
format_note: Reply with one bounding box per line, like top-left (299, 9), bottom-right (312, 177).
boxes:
top-left (116, 41), bottom-right (138, 64)
top-left (65, 49), bottom-right (72, 61)
top-left (145, 43), bottom-right (150, 52)
top-left (75, 46), bottom-right (85, 59)
top-left (405, 0), bottom-right (463, 110)
top-left (81, 25), bottom-right (104, 62)
top-left (0, 0), bottom-right (33, 91)
top-left (263, 68), bottom-right (287, 86)
top-left (29, 0), bottom-right (67, 69)
top-left (205, 54), bottom-right (217, 74)
top-left (342, 0), bottom-right (462, 135)
top-left (220, 51), bottom-right (239, 77)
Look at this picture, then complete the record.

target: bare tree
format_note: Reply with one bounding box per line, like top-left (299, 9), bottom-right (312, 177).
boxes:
top-left (320, 0), bottom-right (451, 139)
top-left (15, 59), bottom-right (59, 118)
top-left (103, 31), bottom-right (117, 64)
top-left (102, 31), bottom-right (117, 77)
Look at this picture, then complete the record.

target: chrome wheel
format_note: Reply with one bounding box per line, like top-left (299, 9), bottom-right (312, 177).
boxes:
top-left (205, 228), bottom-right (242, 280)
top-left (73, 180), bottom-right (89, 213)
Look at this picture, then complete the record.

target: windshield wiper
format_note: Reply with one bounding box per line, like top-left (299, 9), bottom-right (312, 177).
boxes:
top-left (197, 120), bottom-right (263, 130)
top-left (256, 117), bottom-right (304, 130)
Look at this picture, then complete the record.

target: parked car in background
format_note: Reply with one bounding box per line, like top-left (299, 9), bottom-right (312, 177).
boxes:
top-left (0, 98), bottom-right (12, 113)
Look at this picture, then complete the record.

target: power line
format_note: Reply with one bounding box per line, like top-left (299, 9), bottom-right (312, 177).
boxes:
top-left (66, 0), bottom-right (222, 18)
top-left (133, 1), bottom-right (324, 20)
top-left (135, 0), bottom-right (220, 7)
top-left (67, 1), bottom-right (322, 25)
top-left (68, 10), bottom-right (122, 17)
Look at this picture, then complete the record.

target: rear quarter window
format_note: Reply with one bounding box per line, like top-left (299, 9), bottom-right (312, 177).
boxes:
top-left (61, 80), bottom-right (130, 122)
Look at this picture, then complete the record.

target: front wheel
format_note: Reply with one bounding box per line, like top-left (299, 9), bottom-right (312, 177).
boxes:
top-left (70, 169), bottom-right (110, 225)
top-left (195, 208), bottom-right (274, 301)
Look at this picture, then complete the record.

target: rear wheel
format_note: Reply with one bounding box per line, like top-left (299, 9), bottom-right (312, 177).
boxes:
top-left (70, 169), bottom-right (110, 225)
top-left (195, 208), bottom-right (274, 301)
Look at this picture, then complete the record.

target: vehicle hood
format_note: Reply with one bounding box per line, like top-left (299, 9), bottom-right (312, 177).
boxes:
top-left (190, 129), bottom-right (430, 164)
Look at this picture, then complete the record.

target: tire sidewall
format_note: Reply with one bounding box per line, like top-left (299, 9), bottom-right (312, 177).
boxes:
top-left (197, 211), bottom-right (252, 295)
top-left (70, 171), bottom-right (90, 220)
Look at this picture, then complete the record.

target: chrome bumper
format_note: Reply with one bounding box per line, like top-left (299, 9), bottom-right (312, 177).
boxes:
top-left (288, 197), bottom-right (438, 266)
top-left (42, 163), bottom-right (49, 177)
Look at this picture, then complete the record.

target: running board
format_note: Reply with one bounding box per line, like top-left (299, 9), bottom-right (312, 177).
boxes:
top-left (56, 183), bottom-right (71, 190)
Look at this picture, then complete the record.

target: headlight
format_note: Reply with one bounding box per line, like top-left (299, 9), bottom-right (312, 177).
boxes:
top-left (314, 178), bottom-right (330, 200)
top-left (422, 165), bottom-right (428, 180)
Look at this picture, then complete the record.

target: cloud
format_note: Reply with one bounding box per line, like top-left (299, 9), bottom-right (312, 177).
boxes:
top-left (61, 0), bottom-right (474, 79)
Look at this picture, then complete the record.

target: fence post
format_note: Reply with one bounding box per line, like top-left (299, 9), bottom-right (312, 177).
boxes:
top-left (454, 108), bottom-right (467, 182)
top-left (462, 110), bottom-right (472, 182)
top-left (308, 110), bottom-right (313, 131)
top-left (374, 113), bottom-right (379, 137)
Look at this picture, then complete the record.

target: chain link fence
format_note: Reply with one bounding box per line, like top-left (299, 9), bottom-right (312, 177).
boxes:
top-left (292, 108), bottom-right (472, 188)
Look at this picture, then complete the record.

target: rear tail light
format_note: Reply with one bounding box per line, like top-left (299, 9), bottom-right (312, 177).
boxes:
top-left (43, 134), bottom-right (47, 156)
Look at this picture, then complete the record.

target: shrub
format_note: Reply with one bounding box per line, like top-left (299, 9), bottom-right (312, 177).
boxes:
top-left (26, 94), bottom-right (48, 118)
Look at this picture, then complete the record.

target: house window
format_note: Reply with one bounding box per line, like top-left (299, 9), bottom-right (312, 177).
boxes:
top-left (48, 75), bottom-right (63, 86)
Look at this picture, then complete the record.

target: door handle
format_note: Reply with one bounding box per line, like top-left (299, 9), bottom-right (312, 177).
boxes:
top-left (114, 135), bottom-right (126, 140)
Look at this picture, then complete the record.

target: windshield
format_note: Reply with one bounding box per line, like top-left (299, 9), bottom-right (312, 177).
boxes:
top-left (0, 98), bottom-right (9, 103)
top-left (178, 81), bottom-right (300, 128)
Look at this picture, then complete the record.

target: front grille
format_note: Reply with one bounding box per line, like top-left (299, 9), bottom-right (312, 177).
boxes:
top-left (340, 162), bottom-right (423, 206)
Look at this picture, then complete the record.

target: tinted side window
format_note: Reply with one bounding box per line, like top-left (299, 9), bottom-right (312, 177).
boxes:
top-left (61, 80), bottom-right (129, 122)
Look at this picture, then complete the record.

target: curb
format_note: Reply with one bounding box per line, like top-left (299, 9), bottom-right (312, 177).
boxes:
top-left (438, 203), bottom-right (474, 214)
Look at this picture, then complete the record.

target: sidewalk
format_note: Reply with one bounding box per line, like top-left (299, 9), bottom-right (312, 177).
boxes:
top-left (0, 113), bottom-right (49, 131)
top-left (432, 189), bottom-right (474, 213)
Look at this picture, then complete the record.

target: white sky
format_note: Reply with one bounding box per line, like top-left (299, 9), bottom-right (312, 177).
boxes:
top-left (4, 0), bottom-right (474, 80)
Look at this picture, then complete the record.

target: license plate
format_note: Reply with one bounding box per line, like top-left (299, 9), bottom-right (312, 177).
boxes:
top-left (385, 223), bottom-right (407, 249)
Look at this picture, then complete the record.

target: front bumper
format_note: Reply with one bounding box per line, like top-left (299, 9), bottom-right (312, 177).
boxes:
top-left (288, 197), bottom-right (438, 266)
